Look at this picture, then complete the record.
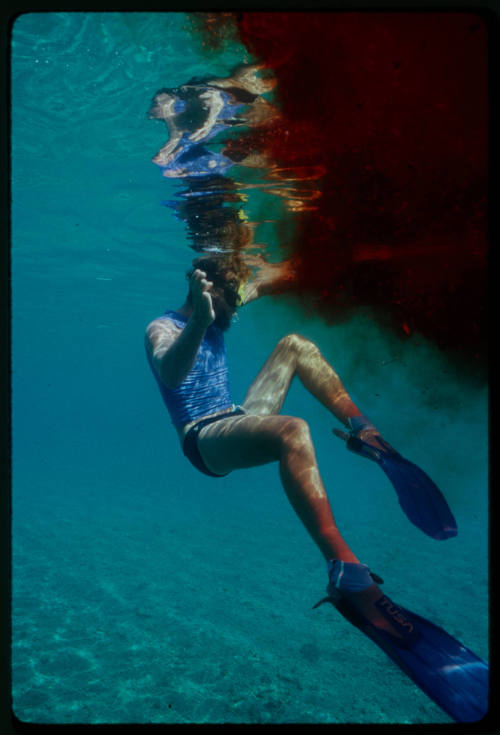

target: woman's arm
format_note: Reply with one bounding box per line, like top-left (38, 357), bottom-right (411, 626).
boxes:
top-left (145, 270), bottom-right (215, 389)
top-left (145, 316), bottom-right (208, 389)
top-left (240, 255), bottom-right (296, 305)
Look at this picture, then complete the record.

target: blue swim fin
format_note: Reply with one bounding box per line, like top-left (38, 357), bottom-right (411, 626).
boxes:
top-left (314, 589), bottom-right (489, 723)
top-left (334, 418), bottom-right (458, 540)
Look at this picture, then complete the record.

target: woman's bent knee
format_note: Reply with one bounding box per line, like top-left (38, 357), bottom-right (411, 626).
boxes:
top-left (278, 333), bottom-right (318, 357)
top-left (279, 333), bottom-right (307, 349)
top-left (279, 416), bottom-right (312, 452)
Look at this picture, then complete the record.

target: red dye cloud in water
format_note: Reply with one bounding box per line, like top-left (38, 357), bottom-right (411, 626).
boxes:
top-left (195, 11), bottom-right (490, 376)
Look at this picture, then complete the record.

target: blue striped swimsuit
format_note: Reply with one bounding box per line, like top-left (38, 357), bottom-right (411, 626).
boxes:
top-left (146, 310), bottom-right (234, 428)
top-left (146, 311), bottom-right (245, 477)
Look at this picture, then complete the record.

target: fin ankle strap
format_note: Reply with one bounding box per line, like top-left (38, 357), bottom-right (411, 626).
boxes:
top-left (347, 415), bottom-right (377, 435)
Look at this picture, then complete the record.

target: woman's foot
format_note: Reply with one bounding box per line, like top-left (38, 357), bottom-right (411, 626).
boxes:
top-left (333, 415), bottom-right (397, 460)
top-left (320, 560), bottom-right (416, 643)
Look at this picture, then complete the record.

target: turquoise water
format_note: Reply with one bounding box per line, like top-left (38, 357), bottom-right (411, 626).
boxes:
top-left (10, 12), bottom-right (488, 725)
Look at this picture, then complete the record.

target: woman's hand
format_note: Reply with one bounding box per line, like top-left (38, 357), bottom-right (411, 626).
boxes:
top-left (240, 254), bottom-right (296, 303)
top-left (243, 253), bottom-right (294, 282)
top-left (190, 269), bottom-right (215, 328)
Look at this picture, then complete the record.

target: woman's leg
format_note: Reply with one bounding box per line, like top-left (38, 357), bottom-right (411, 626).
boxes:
top-left (241, 333), bottom-right (386, 451)
top-left (197, 412), bottom-right (359, 563)
top-left (242, 333), bottom-right (363, 423)
top-left (196, 336), bottom-right (406, 635)
top-left (196, 333), bottom-right (381, 561)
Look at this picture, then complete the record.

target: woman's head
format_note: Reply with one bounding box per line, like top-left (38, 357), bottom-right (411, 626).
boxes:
top-left (186, 254), bottom-right (249, 331)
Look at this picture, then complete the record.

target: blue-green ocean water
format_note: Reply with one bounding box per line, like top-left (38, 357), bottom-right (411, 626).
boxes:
top-left (10, 12), bottom-right (488, 725)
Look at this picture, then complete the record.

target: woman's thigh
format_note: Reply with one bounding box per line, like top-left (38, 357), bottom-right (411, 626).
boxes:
top-left (197, 412), bottom-right (297, 476)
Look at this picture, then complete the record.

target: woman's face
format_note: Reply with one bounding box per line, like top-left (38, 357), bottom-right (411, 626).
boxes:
top-left (209, 279), bottom-right (237, 331)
